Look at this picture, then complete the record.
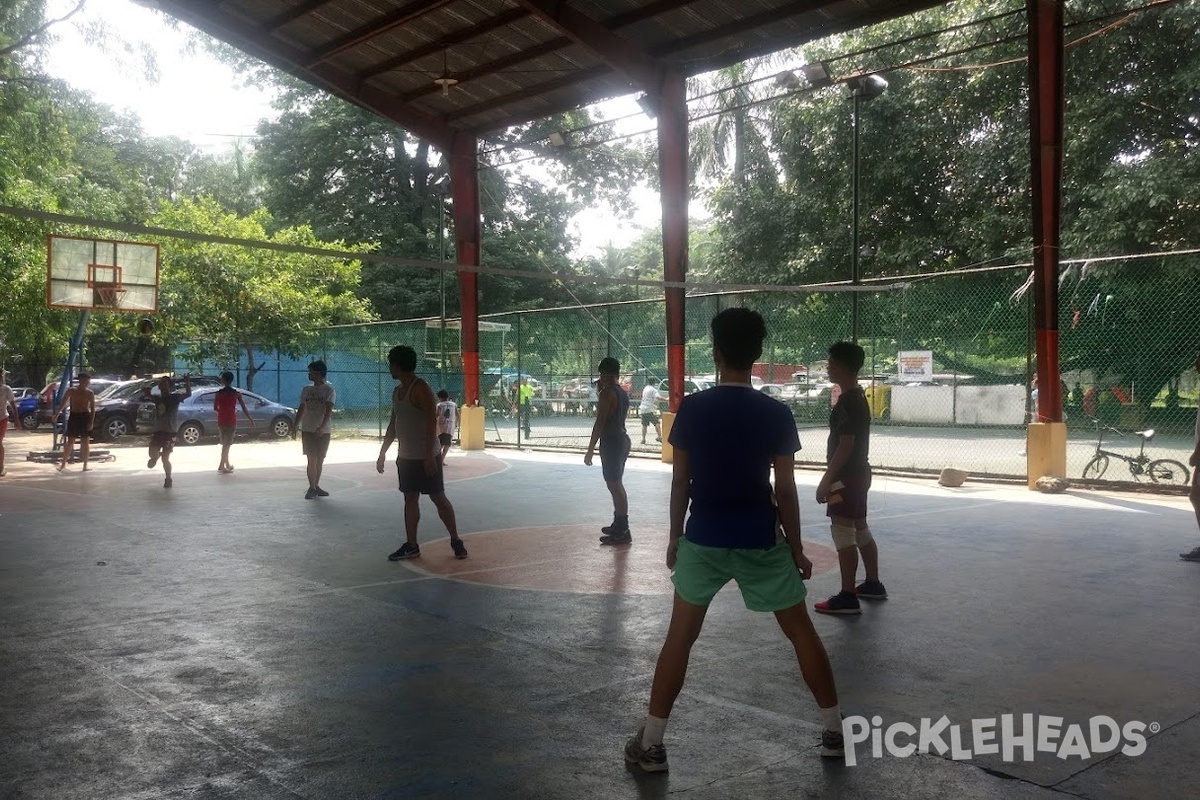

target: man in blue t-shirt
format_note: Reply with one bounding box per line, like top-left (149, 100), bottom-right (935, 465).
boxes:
top-left (622, 308), bottom-right (844, 774)
top-left (814, 341), bottom-right (887, 615)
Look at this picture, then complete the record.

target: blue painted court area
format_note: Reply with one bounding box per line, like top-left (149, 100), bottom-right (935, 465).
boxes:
top-left (1, 435), bottom-right (1197, 799)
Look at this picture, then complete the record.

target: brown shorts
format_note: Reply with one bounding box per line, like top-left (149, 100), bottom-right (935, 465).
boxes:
top-left (219, 425), bottom-right (236, 446)
top-left (826, 472), bottom-right (871, 519)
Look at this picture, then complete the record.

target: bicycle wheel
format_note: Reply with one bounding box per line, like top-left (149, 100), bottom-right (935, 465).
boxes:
top-left (1148, 459), bottom-right (1190, 486)
top-left (1082, 454), bottom-right (1109, 480)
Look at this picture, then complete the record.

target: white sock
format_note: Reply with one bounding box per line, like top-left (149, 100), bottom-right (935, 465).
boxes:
top-left (819, 705), bottom-right (842, 732)
top-left (642, 714), bottom-right (668, 748)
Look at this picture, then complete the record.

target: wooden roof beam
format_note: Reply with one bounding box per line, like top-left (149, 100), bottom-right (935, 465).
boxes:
top-left (306, 0), bottom-right (453, 67)
top-left (377, 0), bottom-right (699, 103)
top-left (607, 0), bottom-right (700, 28)
top-left (398, 36), bottom-right (573, 104)
top-left (443, 65), bottom-right (610, 123)
top-left (357, 7), bottom-right (529, 81)
top-left (161, 0), bottom-right (458, 148)
top-left (656, 0), bottom-right (939, 64)
top-left (261, 0), bottom-right (333, 33)
top-left (513, 0), bottom-right (667, 96)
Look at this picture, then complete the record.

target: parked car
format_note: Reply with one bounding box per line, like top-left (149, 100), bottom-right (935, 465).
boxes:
top-left (173, 387), bottom-right (295, 445)
top-left (6, 388), bottom-right (33, 424)
top-left (92, 376), bottom-right (224, 442)
top-left (18, 379), bottom-right (120, 429)
top-left (779, 382), bottom-right (809, 401)
top-left (90, 380), bottom-right (155, 441)
top-left (17, 394), bottom-right (40, 429)
top-left (559, 377), bottom-right (594, 399)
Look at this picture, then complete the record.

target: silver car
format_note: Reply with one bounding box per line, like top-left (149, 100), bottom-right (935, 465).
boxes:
top-left (172, 387), bottom-right (296, 445)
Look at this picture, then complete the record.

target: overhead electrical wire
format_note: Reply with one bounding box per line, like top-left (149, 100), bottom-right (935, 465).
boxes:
top-left (477, 0), bottom-right (1187, 167)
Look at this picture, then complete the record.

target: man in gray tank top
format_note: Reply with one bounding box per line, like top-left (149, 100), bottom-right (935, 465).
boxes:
top-left (376, 345), bottom-right (468, 561)
top-left (585, 356), bottom-right (632, 544)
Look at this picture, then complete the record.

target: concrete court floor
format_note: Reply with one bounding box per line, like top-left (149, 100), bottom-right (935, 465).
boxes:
top-left (1, 431), bottom-right (1198, 800)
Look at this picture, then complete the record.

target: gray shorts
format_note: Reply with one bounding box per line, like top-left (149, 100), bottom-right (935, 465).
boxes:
top-left (600, 434), bottom-right (630, 482)
top-left (219, 425), bottom-right (236, 446)
top-left (301, 431), bottom-right (330, 459)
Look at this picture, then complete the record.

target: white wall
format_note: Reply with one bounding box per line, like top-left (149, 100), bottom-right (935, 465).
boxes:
top-left (890, 384), bottom-right (1025, 426)
top-left (891, 385), bottom-right (955, 424)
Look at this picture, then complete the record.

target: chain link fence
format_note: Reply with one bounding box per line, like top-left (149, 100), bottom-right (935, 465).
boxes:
top-left (175, 264), bottom-right (1199, 488)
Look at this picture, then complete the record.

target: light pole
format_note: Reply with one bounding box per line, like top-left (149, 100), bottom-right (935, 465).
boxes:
top-left (432, 177), bottom-right (450, 390)
top-left (626, 265), bottom-right (640, 301)
top-left (849, 74), bottom-right (887, 343)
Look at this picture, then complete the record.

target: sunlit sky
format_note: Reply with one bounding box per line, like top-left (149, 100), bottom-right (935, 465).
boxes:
top-left (42, 0), bottom-right (669, 257)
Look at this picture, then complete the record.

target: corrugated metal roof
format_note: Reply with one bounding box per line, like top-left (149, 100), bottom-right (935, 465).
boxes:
top-left (148, 0), bottom-right (947, 145)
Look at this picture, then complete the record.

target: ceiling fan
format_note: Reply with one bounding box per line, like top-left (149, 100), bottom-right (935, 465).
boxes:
top-left (432, 48), bottom-right (459, 97)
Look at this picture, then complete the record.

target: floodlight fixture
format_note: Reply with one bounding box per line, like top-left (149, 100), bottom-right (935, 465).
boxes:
top-left (636, 93), bottom-right (658, 118)
top-left (848, 74), bottom-right (889, 100)
top-left (774, 70), bottom-right (802, 90)
top-left (799, 62), bottom-right (834, 88)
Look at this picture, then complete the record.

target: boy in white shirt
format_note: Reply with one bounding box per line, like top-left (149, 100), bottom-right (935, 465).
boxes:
top-left (435, 389), bottom-right (458, 460)
top-left (639, 378), bottom-right (663, 445)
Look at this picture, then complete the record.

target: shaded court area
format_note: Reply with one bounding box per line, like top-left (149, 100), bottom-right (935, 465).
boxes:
top-left (1, 431), bottom-right (1198, 799)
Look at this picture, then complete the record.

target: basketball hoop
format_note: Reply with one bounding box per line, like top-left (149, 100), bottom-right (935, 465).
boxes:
top-left (47, 237), bottom-right (159, 313)
top-left (93, 286), bottom-right (126, 311)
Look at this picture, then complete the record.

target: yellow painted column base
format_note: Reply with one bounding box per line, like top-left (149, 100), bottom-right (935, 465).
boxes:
top-left (660, 412), bottom-right (675, 464)
top-left (1026, 421), bottom-right (1067, 489)
top-left (460, 405), bottom-right (486, 451)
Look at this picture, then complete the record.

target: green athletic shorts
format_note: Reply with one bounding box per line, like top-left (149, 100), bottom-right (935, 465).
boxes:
top-left (672, 538), bottom-right (806, 612)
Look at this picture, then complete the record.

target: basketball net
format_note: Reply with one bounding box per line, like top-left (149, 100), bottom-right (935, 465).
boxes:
top-left (93, 286), bottom-right (126, 311)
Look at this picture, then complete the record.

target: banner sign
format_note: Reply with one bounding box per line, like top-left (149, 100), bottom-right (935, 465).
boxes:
top-left (898, 351), bottom-right (934, 383)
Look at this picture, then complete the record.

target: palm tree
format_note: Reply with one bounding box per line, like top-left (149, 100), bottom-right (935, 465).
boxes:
top-left (689, 59), bottom-right (779, 187)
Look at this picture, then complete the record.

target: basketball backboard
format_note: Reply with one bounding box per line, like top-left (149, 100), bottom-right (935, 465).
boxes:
top-left (47, 235), bottom-right (159, 313)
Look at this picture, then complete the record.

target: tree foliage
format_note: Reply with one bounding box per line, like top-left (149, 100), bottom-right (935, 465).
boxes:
top-left (149, 197), bottom-right (374, 390)
top-left (4, 0), bottom-right (1197, 418)
top-left (248, 80), bottom-right (649, 319)
top-left (699, 0), bottom-right (1199, 407)
top-left (1, 0), bottom-right (88, 385)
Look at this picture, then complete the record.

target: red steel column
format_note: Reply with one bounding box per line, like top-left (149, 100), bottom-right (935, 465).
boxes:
top-left (1027, 0), bottom-right (1064, 422)
top-left (449, 132), bottom-right (482, 406)
top-left (659, 70), bottom-right (688, 412)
